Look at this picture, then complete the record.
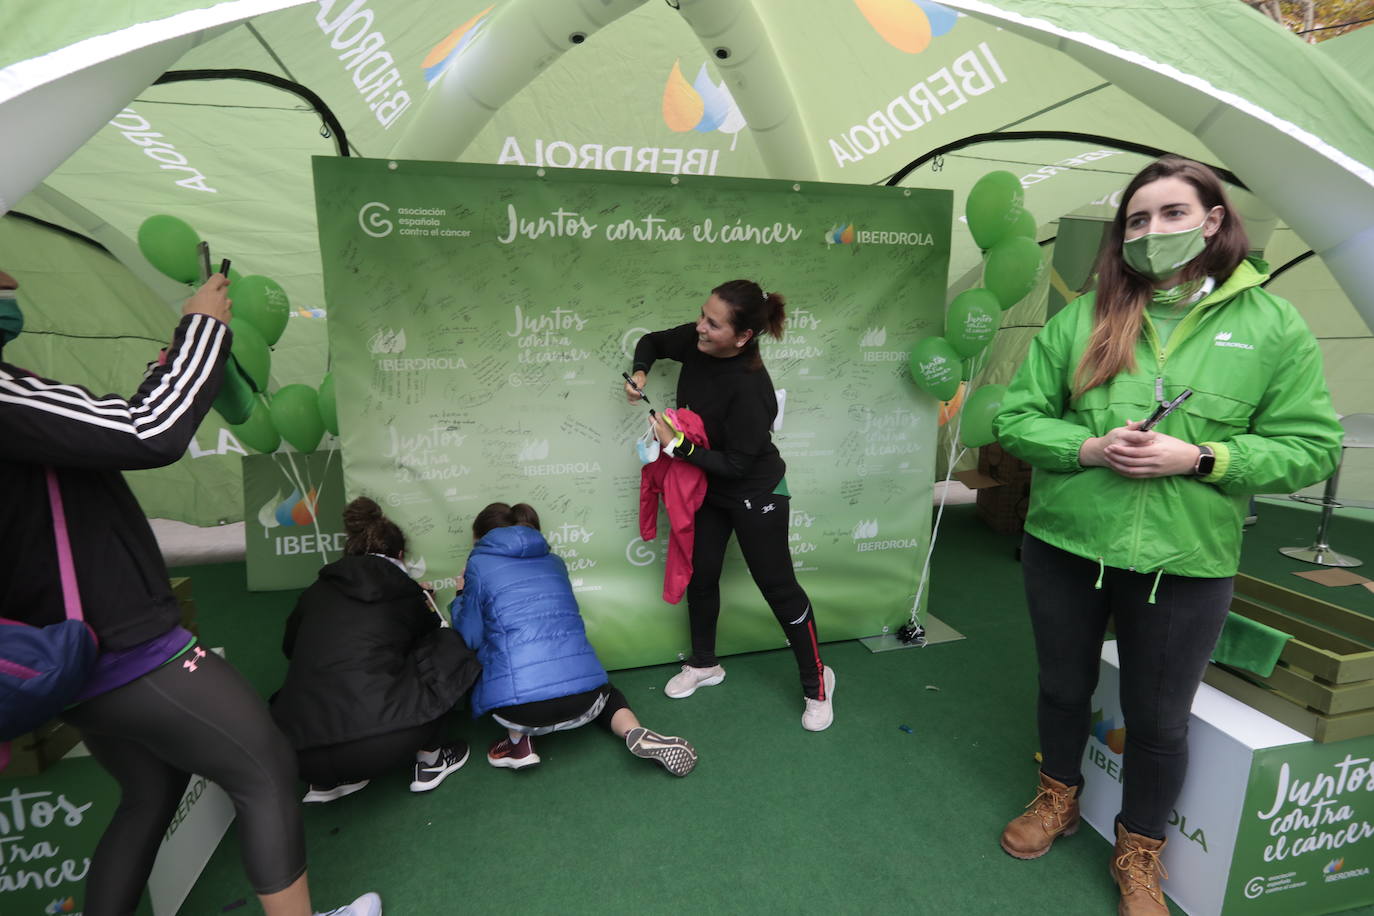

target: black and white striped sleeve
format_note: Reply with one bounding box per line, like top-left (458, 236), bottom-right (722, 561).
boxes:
top-left (0, 313), bottom-right (231, 470)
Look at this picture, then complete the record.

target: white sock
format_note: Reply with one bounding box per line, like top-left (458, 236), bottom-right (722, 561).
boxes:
top-left (417, 748), bottom-right (441, 765)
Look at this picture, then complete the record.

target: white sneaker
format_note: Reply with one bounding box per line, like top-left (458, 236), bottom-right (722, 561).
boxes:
top-left (802, 666), bottom-right (836, 731)
top-left (302, 780), bottom-right (369, 803)
top-left (664, 664), bottom-right (726, 699)
top-left (316, 891), bottom-right (382, 916)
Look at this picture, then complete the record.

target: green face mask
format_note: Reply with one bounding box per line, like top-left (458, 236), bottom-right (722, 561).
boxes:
top-left (0, 291), bottom-right (22, 348)
top-left (1122, 220), bottom-right (1209, 281)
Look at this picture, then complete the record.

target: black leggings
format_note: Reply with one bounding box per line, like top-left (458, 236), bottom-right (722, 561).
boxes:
top-left (687, 494), bottom-right (825, 699)
top-left (1022, 535), bottom-right (1232, 839)
top-left (296, 717), bottom-right (444, 786)
top-left (63, 649), bottom-right (305, 911)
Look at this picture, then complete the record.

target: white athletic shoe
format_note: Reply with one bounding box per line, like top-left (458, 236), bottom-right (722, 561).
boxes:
top-left (802, 666), bottom-right (836, 732)
top-left (302, 780), bottom-right (369, 803)
top-left (316, 891), bottom-right (382, 916)
top-left (664, 664), bottom-right (726, 699)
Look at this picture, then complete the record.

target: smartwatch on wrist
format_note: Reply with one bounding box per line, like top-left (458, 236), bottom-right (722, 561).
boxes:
top-left (1193, 444), bottom-right (1215, 477)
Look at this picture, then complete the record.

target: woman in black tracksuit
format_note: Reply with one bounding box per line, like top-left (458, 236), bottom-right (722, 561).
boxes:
top-left (0, 268), bottom-right (377, 916)
top-left (625, 279), bottom-right (834, 731)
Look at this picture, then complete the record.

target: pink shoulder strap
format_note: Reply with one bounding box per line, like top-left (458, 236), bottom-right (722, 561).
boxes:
top-left (45, 468), bottom-right (85, 623)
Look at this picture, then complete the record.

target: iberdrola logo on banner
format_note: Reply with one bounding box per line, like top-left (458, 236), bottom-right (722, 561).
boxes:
top-left (854, 0), bottom-right (959, 53)
top-left (1091, 708), bottom-right (1126, 755)
top-left (826, 222), bottom-right (856, 245)
top-left (421, 6), bottom-right (494, 86)
top-left (662, 61), bottom-right (747, 145)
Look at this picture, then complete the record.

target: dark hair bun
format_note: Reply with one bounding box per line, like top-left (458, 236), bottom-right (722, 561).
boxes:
top-left (342, 496), bottom-right (384, 535)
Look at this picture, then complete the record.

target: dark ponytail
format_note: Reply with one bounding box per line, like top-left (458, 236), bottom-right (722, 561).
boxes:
top-left (711, 279), bottom-right (787, 351)
top-left (472, 501), bottom-right (542, 540)
top-left (342, 496), bottom-right (405, 558)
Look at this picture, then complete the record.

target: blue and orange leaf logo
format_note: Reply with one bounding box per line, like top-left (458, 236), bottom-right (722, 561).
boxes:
top-left (1325, 858), bottom-right (1345, 874)
top-left (257, 488), bottom-right (319, 529)
top-left (421, 6), bottom-right (494, 86)
top-left (826, 222), bottom-right (856, 245)
top-left (45, 898), bottom-right (77, 914)
top-left (855, 0), bottom-right (958, 54)
top-left (662, 61), bottom-right (747, 139)
top-left (1091, 709), bottom-right (1126, 755)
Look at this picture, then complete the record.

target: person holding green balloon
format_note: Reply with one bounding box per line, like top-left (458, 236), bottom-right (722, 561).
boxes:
top-left (0, 264), bottom-right (381, 916)
top-left (993, 157), bottom-right (1342, 916)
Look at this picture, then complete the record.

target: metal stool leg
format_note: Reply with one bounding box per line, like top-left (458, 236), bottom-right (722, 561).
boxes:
top-left (1279, 447), bottom-right (1362, 567)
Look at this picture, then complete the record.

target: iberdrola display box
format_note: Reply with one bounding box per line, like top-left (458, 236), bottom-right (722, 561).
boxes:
top-left (1081, 641), bottom-right (1374, 916)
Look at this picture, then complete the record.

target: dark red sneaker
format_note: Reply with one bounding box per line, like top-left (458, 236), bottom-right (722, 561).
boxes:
top-left (487, 734), bottom-right (541, 769)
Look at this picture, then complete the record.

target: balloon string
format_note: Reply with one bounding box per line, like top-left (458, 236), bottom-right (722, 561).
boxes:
top-left (908, 339), bottom-right (993, 630)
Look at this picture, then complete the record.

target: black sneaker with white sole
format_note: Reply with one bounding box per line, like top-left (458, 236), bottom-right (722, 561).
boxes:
top-left (409, 741), bottom-right (470, 793)
top-left (625, 727), bottom-right (698, 776)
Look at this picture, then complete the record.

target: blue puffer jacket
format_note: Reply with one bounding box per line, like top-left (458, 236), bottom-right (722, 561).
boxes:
top-left (450, 525), bottom-right (607, 717)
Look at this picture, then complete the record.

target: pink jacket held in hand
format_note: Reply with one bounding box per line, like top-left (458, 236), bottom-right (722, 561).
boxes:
top-left (639, 408), bottom-right (709, 604)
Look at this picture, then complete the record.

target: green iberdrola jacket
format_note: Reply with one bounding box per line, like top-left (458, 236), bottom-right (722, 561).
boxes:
top-left (994, 258), bottom-right (1342, 578)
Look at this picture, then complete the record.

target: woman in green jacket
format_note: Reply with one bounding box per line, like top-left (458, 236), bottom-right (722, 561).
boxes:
top-left (993, 156), bottom-right (1342, 915)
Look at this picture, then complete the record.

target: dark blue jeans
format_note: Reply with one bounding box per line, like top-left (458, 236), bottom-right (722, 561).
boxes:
top-left (1022, 535), bottom-right (1233, 839)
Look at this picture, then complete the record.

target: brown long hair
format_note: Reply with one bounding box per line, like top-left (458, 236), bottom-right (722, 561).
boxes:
top-left (472, 502), bottom-right (541, 539)
top-left (1075, 156), bottom-right (1249, 395)
top-left (711, 279), bottom-right (787, 368)
top-left (342, 496), bottom-right (405, 558)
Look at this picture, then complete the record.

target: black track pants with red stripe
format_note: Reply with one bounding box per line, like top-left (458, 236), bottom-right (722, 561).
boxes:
top-left (685, 494), bottom-right (826, 699)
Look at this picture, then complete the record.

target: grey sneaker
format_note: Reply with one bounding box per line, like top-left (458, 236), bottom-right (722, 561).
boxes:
top-left (316, 891), bottom-right (382, 916)
top-left (625, 727), bottom-right (698, 776)
top-left (664, 664), bottom-right (725, 698)
top-left (802, 666), bottom-right (836, 731)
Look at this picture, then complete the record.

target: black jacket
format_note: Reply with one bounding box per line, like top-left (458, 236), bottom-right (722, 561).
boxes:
top-left (0, 314), bottom-right (229, 649)
top-left (270, 555), bottom-right (480, 749)
top-left (633, 322), bottom-right (785, 504)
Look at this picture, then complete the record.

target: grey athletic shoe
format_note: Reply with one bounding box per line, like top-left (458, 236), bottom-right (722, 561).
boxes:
top-left (625, 726), bottom-right (698, 776)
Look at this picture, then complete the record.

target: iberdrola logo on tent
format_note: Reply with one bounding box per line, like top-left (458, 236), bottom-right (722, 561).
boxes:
top-left (45, 898), bottom-right (77, 914)
top-left (258, 488), bottom-right (320, 529)
top-left (855, 0), bottom-right (958, 54)
top-left (826, 222), bottom-right (856, 245)
top-left (421, 5), bottom-right (495, 86)
top-left (1091, 709), bottom-right (1126, 755)
top-left (662, 61), bottom-right (747, 145)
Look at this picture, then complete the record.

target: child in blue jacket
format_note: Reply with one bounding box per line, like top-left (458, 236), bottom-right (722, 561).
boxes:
top-left (451, 501), bottom-right (696, 776)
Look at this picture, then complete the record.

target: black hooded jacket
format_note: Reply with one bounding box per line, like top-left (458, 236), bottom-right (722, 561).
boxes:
top-left (270, 554), bottom-right (479, 749)
top-left (0, 314), bottom-right (229, 648)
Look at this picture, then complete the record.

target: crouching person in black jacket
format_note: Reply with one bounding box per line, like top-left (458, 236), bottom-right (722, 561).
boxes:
top-left (271, 497), bottom-right (480, 801)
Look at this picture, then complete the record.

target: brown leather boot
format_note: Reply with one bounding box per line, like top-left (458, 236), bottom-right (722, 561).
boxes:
top-left (1000, 771), bottom-right (1081, 859)
top-left (1109, 821), bottom-right (1169, 915)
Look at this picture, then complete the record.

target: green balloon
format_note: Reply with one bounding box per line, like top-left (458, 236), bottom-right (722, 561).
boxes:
top-left (908, 336), bottom-right (962, 402)
top-left (984, 235), bottom-right (1044, 311)
top-left (271, 384), bottom-right (325, 453)
top-left (233, 275), bottom-right (290, 346)
top-left (960, 384), bottom-right (1008, 448)
top-left (229, 396), bottom-right (280, 454)
top-left (227, 267), bottom-right (244, 286)
top-left (228, 318), bottom-right (271, 391)
top-left (212, 355), bottom-right (256, 425)
top-left (1007, 207), bottom-right (1037, 241)
top-left (318, 373), bottom-right (339, 437)
top-left (965, 171), bottom-right (1025, 250)
top-left (137, 215), bottom-right (202, 284)
top-left (946, 288), bottom-right (1001, 359)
